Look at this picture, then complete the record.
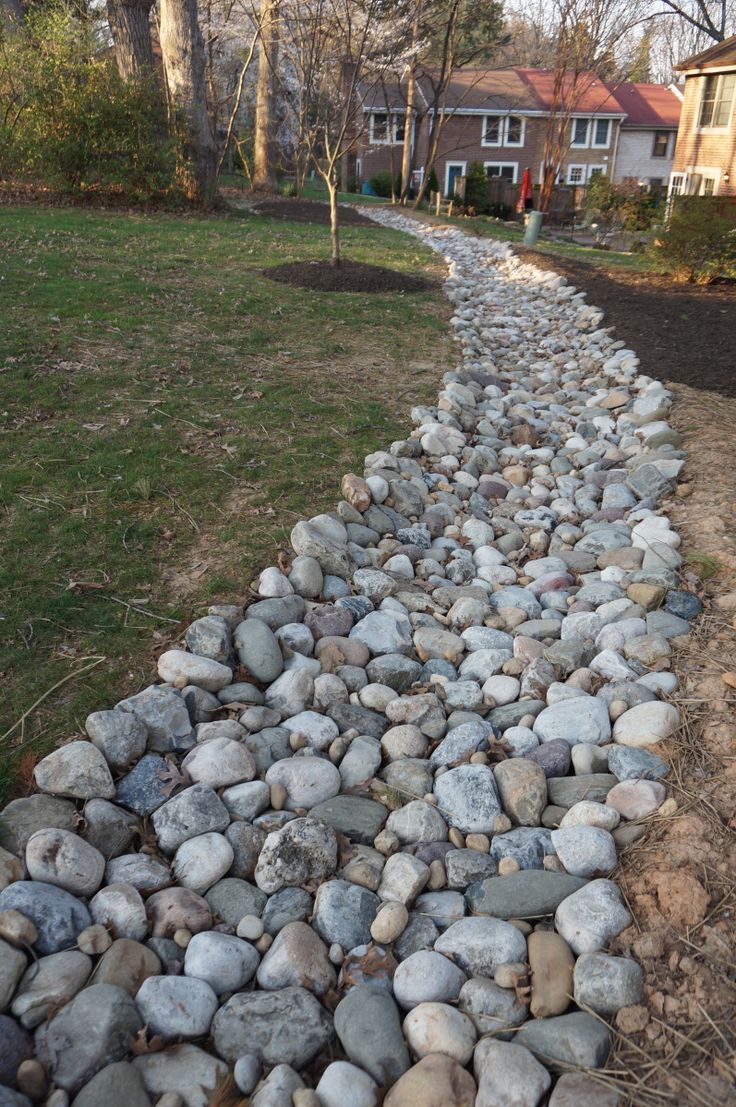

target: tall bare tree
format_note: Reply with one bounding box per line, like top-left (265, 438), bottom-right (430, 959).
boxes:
top-left (107, 0), bottom-right (154, 79)
top-left (160, 0), bottom-right (216, 205)
top-left (253, 0), bottom-right (280, 190)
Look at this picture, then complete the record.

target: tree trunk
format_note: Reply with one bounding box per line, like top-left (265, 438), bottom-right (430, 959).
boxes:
top-left (327, 174), bottom-right (340, 266)
top-left (253, 0), bottom-right (280, 192)
top-left (399, 65), bottom-right (416, 205)
top-left (107, 0), bottom-right (154, 80)
top-left (159, 0), bottom-right (216, 206)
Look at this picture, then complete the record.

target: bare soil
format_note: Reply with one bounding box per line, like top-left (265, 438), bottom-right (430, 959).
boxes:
top-left (514, 247), bottom-right (736, 398)
top-left (251, 197), bottom-right (375, 226)
top-left (263, 259), bottom-right (435, 294)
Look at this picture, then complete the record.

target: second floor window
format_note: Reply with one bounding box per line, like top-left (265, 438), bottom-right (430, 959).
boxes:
top-left (571, 118), bottom-right (589, 146)
top-left (699, 73), bottom-right (736, 128)
top-left (483, 115), bottom-right (525, 146)
top-left (652, 131), bottom-right (669, 157)
top-left (369, 112), bottom-right (405, 144)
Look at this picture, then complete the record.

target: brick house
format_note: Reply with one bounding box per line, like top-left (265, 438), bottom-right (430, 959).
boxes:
top-left (669, 34), bottom-right (736, 197)
top-left (356, 67), bottom-right (682, 197)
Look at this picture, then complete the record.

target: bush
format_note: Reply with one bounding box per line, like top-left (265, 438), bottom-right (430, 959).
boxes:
top-left (427, 168), bottom-right (438, 195)
top-left (368, 170), bottom-right (401, 198)
top-left (584, 175), bottom-right (663, 243)
top-left (0, 6), bottom-right (177, 202)
top-left (650, 197), bottom-right (736, 283)
top-left (464, 161), bottom-right (488, 212)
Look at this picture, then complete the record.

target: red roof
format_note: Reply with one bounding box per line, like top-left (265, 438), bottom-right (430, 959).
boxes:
top-left (515, 68), bottom-right (624, 114)
top-left (611, 82), bottom-right (682, 128)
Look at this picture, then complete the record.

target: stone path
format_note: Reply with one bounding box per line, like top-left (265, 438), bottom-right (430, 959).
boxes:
top-left (0, 210), bottom-right (698, 1107)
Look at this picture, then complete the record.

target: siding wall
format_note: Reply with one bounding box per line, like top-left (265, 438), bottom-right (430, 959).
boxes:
top-left (615, 129), bottom-right (675, 184)
top-left (357, 112), bottom-right (621, 193)
top-left (672, 74), bottom-right (736, 195)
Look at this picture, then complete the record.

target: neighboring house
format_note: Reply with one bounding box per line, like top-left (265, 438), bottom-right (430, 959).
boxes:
top-left (614, 82), bottom-right (683, 189)
top-left (357, 67), bottom-right (682, 197)
top-left (669, 34), bottom-right (736, 197)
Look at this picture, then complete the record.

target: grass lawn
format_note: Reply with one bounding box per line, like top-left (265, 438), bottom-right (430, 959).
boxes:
top-left (0, 204), bottom-right (451, 799)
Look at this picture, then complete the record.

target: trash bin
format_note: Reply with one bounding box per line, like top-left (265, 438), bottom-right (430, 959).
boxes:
top-left (524, 210), bottom-right (544, 246)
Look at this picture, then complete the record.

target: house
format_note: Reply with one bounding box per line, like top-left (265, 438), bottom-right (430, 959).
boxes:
top-left (669, 34), bottom-right (736, 197)
top-left (356, 67), bottom-right (682, 198)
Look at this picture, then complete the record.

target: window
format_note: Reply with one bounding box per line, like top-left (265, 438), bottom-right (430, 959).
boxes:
top-left (571, 118), bottom-right (589, 146)
top-left (369, 112), bottom-right (405, 144)
top-left (567, 164), bottom-right (586, 184)
top-left (482, 115), bottom-right (525, 147)
top-left (484, 162), bottom-right (518, 182)
top-left (652, 131), bottom-right (669, 158)
top-left (699, 73), bottom-right (736, 128)
top-left (702, 177), bottom-right (716, 195)
top-left (649, 177), bottom-right (663, 187)
top-left (588, 165), bottom-right (606, 180)
top-left (482, 115), bottom-right (502, 145)
top-left (669, 172), bottom-right (686, 196)
top-left (506, 116), bottom-right (525, 145)
top-left (592, 119), bottom-right (610, 147)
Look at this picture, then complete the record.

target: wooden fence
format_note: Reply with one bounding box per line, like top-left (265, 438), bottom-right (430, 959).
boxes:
top-left (452, 175), bottom-right (589, 227)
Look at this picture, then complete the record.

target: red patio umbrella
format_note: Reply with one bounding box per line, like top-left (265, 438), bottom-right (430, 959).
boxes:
top-left (516, 167), bottom-right (534, 214)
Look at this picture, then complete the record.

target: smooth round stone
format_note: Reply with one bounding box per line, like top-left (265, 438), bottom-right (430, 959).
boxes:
top-left (11, 950), bottom-right (91, 1029)
top-left (570, 743), bottom-right (609, 775)
top-left (258, 566), bottom-right (293, 597)
top-left (0, 882), bottom-right (91, 956)
top-left (264, 758), bottom-right (341, 811)
top-left (233, 1053), bottom-right (261, 1096)
top-left (157, 649), bottom-right (232, 692)
top-left (151, 785), bottom-right (230, 855)
top-left (534, 697), bottom-right (611, 746)
top-left (526, 738), bottom-right (571, 777)
top-left (132, 1044), bottom-right (227, 1107)
top-left (145, 888), bottom-right (212, 938)
top-left (89, 884), bottom-right (148, 941)
top-left (33, 742), bottom-right (115, 801)
top-left (85, 710), bottom-right (147, 772)
top-left (386, 802), bottom-right (448, 846)
top-left (559, 801), bottom-right (620, 830)
top-left (25, 829), bottom-right (105, 897)
top-left (403, 1002), bottom-right (477, 1064)
top-left (612, 701), bottom-right (680, 747)
top-left (136, 976), bottom-right (218, 1039)
top-left (605, 779), bottom-right (666, 819)
top-left (105, 854), bottom-right (171, 894)
top-left (181, 738), bottom-right (255, 787)
top-left (392, 950), bottom-right (466, 1009)
top-left (256, 921), bottom-right (335, 995)
top-left (383, 1053), bottom-right (477, 1107)
top-left (172, 833), bottom-right (234, 895)
top-left (382, 725), bottom-right (428, 761)
top-left (80, 800), bottom-right (137, 862)
top-left (205, 878), bottom-right (266, 927)
top-left (551, 827), bottom-right (617, 878)
top-left (183, 931), bottom-right (259, 994)
top-left (289, 555), bottom-right (323, 599)
top-left (315, 1061), bottom-right (379, 1107)
top-left (371, 902), bottom-right (409, 944)
top-left (94, 939), bottom-right (161, 996)
top-left (434, 917), bottom-right (527, 977)
top-left (458, 977), bottom-right (528, 1037)
top-left (234, 618), bottom-right (284, 682)
top-left (482, 675), bottom-right (520, 706)
top-left (312, 880), bottom-right (379, 950)
top-left (221, 780), bottom-right (271, 820)
top-left (503, 726), bottom-right (539, 757)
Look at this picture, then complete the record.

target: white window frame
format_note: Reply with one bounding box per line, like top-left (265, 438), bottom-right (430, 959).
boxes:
top-left (369, 111), bottom-right (407, 145)
top-left (668, 171), bottom-right (687, 197)
top-left (587, 164), bottom-right (607, 181)
top-left (567, 163), bottom-right (586, 184)
top-left (444, 161), bottom-right (467, 197)
top-left (591, 118), bottom-right (611, 149)
top-left (691, 165), bottom-right (722, 195)
top-left (570, 117), bottom-right (590, 147)
top-left (483, 161), bottom-right (518, 183)
top-left (697, 72), bottom-right (736, 132)
top-left (481, 114), bottom-right (526, 148)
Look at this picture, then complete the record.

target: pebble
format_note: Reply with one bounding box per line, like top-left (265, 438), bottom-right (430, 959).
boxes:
top-left (333, 985), bottom-right (410, 1085)
top-left (184, 931), bottom-right (259, 994)
top-left (555, 880), bottom-right (633, 954)
top-left (474, 1038), bottom-right (551, 1107)
top-left (403, 1002), bottom-right (477, 1064)
top-left (392, 950), bottom-right (466, 1008)
top-left (573, 952), bottom-right (643, 1014)
top-left (383, 1053), bottom-right (477, 1107)
top-left (315, 1061), bottom-right (379, 1107)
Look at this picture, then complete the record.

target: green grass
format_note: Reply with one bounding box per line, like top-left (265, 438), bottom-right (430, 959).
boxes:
top-left (0, 204), bottom-right (450, 798)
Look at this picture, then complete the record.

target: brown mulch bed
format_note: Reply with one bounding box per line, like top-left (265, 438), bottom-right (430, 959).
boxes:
top-left (252, 197), bottom-right (375, 226)
top-left (263, 259), bottom-right (434, 294)
top-left (515, 246), bottom-right (736, 398)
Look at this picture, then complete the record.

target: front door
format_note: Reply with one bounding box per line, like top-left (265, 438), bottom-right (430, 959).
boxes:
top-left (445, 163), bottom-right (465, 198)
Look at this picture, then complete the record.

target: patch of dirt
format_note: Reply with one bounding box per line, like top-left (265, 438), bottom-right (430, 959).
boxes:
top-left (263, 259), bottom-right (435, 294)
top-left (251, 196), bottom-right (375, 226)
top-left (514, 247), bottom-right (736, 398)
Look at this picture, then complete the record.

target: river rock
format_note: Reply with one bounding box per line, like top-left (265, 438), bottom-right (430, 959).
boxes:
top-left (254, 818), bottom-right (338, 894)
top-left (181, 738), bottom-right (255, 787)
top-left (435, 917), bottom-right (527, 976)
top-left (494, 760), bottom-right (548, 826)
top-left (403, 1002), bottom-right (476, 1064)
top-left (25, 829), bottom-right (105, 897)
top-left (334, 984), bottom-right (410, 1085)
top-left (573, 953), bottom-right (643, 1014)
top-left (157, 650), bottom-right (232, 692)
top-left (393, 950), bottom-right (466, 1009)
top-left (555, 879), bottom-right (633, 954)
top-left (466, 872), bottom-right (587, 919)
top-left (515, 1011), bottom-right (611, 1069)
top-left (315, 1061), bottom-right (379, 1107)
top-left (434, 765), bottom-right (502, 834)
top-left (0, 796), bottom-right (80, 857)
top-left (474, 1038), bottom-right (551, 1107)
top-left (135, 976), bottom-right (218, 1040)
top-left (94, 939), bottom-right (161, 995)
top-left (256, 921), bottom-right (335, 995)
top-left (150, 785), bottom-right (230, 854)
top-left (0, 883), bottom-right (91, 956)
top-left (33, 743), bottom-right (115, 801)
top-left (132, 1044), bottom-right (227, 1107)
top-left (611, 701), bottom-right (680, 747)
top-left (264, 758), bottom-right (341, 810)
top-left (383, 1053), bottom-right (476, 1107)
top-left (11, 951), bottom-right (92, 1028)
top-left (212, 986), bottom-right (332, 1067)
top-left (85, 711), bottom-right (147, 771)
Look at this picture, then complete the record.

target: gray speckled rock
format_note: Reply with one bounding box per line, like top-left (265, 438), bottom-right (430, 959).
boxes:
top-left (555, 879), bottom-right (633, 954)
top-left (35, 984), bottom-right (143, 1092)
top-left (434, 917), bottom-right (527, 977)
top-left (533, 698), bottom-right (611, 747)
top-left (70, 1061), bottom-right (152, 1107)
top-left (474, 1038), bottom-right (550, 1107)
top-left (150, 785), bottom-right (229, 855)
top-left (573, 953), bottom-right (643, 1014)
top-left (135, 976), bottom-right (218, 1040)
top-left (116, 686), bottom-right (193, 752)
top-left (515, 1011), bottom-right (611, 1069)
top-left (0, 795), bottom-right (79, 857)
top-left (33, 742), bottom-right (114, 800)
top-left (0, 882), bottom-right (91, 955)
top-left (434, 765), bottom-right (502, 834)
top-left (254, 818), bottom-right (338, 895)
top-left (334, 985), bottom-right (410, 1086)
top-left (85, 710), bottom-right (147, 772)
top-left (309, 796), bottom-right (388, 845)
top-left (132, 1044), bottom-right (227, 1107)
top-left (312, 879), bottom-right (379, 949)
top-left (212, 987), bottom-right (333, 1067)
